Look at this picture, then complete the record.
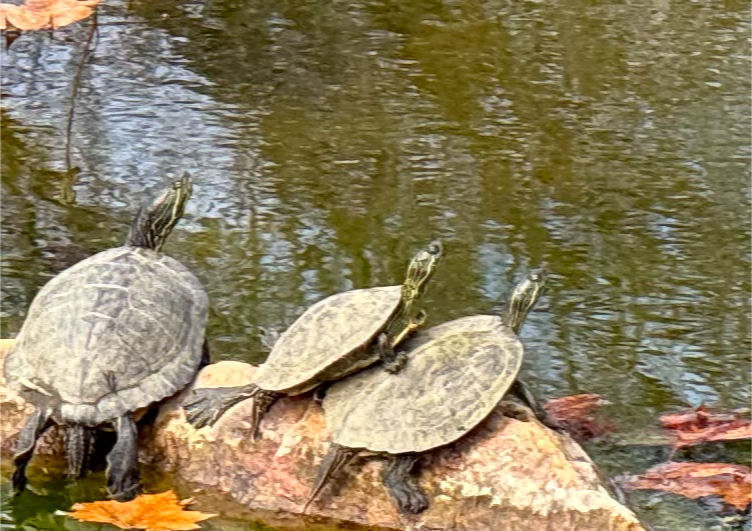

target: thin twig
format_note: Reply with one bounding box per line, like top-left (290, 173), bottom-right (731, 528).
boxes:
top-left (64, 10), bottom-right (98, 172)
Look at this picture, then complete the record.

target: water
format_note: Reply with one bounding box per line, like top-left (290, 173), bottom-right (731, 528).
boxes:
top-left (1, 0), bottom-right (750, 529)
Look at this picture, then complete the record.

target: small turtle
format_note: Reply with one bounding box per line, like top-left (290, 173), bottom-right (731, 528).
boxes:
top-left (5, 174), bottom-right (208, 500)
top-left (305, 271), bottom-right (554, 514)
top-left (183, 240), bottom-right (443, 438)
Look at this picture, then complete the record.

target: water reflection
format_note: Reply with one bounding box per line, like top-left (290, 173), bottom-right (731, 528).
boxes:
top-left (1, 0), bottom-right (750, 529)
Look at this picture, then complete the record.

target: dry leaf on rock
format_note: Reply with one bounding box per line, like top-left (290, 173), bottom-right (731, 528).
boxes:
top-left (660, 405), bottom-right (752, 448)
top-left (543, 393), bottom-right (612, 441)
top-left (621, 462), bottom-right (752, 510)
top-left (66, 490), bottom-right (216, 531)
top-left (1, 0), bottom-right (98, 31)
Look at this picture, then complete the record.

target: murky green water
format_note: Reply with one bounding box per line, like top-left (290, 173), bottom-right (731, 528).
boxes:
top-left (1, 0), bottom-right (750, 529)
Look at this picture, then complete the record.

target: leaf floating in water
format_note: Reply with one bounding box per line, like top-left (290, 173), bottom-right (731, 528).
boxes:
top-left (621, 462), bottom-right (752, 510)
top-left (65, 490), bottom-right (216, 531)
top-left (660, 404), bottom-right (752, 448)
top-left (543, 393), bottom-right (612, 441)
top-left (0, 0), bottom-right (99, 31)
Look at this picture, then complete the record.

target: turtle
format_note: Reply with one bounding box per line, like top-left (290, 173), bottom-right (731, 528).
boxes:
top-left (304, 270), bottom-right (556, 514)
top-left (5, 174), bottom-right (208, 501)
top-left (183, 240), bottom-right (443, 439)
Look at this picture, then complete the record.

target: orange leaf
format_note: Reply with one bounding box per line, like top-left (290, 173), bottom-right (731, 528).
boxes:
top-left (674, 421), bottom-right (752, 448)
top-left (1, 3), bottom-right (49, 30)
top-left (65, 490), bottom-right (216, 531)
top-left (621, 462), bottom-right (752, 510)
top-left (660, 405), bottom-right (752, 448)
top-left (1, 0), bottom-right (98, 31)
top-left (543, 394), bottom-right (612, 441)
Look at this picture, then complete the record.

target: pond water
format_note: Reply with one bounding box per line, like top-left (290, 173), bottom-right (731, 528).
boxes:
top-left (1, 0), bottom-right (750, 529)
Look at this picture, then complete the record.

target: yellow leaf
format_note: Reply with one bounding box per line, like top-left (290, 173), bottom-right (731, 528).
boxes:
top-left (65, 490), bottom-right (216, 531)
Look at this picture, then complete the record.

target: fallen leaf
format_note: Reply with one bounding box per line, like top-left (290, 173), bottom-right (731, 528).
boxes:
top-left (543, 394), bottom-right (612, 441)
top-left (660, 405), bottom-right (752, 448)
top-left (621, 462), bottom-right (752, 510)
top-left (65, 490), bottom-right (216, 531)
top-left (1, 0), bottom-right (98, 31)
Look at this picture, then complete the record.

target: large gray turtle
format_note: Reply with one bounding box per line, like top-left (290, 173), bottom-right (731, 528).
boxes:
top-left (183, 240), bottom-right (443, 439)
top-left (305, 271), bottom-right (555, 514)
top-left (5, 174), bottom-right (208, 501)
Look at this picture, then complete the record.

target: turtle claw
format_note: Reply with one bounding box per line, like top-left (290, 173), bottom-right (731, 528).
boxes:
top-left (383, 351), bottom-right (408, 374)
top-left (400, 489), bottom-right (429, 514)
top-left (411, 310), bottom-right (428, 328)
top-left (183, 386), bottom-right (256, 429)
top-left (184, 404), bottom-right (221, 429)
top-left (183, 391), bottom-right (222, 428)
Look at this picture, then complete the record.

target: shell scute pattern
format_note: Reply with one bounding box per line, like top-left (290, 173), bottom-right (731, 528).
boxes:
top-left (253, 285), bottom-right (402, 392)
top-left (324, 315), bottom-right (523, 454)
top-left (4, 247), bottom-right (208, 426)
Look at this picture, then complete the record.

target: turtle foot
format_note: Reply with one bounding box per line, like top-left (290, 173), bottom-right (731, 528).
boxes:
top-left (382, 454), bottom-right (428, 514)
top-left (183, 385), bottom-right (257, 429)
top-left (393, 485), bottom-right (429, 514)
top-left (498, 400), bottom-right (534, 422)
top-left (383, 351), bottom-right (408, 374)
top-left (106, 415), bottom-right (139, 501)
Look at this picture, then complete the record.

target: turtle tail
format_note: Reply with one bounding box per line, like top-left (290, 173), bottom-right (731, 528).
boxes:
top-left (302, 444), bottom-right (358, 513)
top-left (65, 424), bottom-right (95, 479)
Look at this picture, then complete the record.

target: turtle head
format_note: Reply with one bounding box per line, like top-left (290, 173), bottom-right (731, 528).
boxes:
top-left (505, 269), bottom-right (546, 334)
top-left (400, 239), bottom-right (443, 312)
top-left (126, 173), bottom-right (193, 251)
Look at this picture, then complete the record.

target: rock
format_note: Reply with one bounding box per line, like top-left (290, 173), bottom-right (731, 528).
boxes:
top-left (0, 341), bottom-right (644, 531)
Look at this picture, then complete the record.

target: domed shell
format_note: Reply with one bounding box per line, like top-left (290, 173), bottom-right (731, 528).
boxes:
top-left (254, 285), bottom-right (403, 394)
top-left (4, 246), bottom-right (208, 426)
top-left (323, 314), bottom-right (523, 454)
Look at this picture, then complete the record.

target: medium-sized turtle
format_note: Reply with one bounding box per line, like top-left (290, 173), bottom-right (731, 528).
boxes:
top-left (5, 174), bottom-right (209, 500)
top-left (183, 240), bottom-right (443, 439)
top-left (305, 271), bottom-right (554, 514)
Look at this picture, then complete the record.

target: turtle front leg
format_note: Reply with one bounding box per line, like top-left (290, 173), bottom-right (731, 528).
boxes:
top-left (12, 404), bottom-right (53, 495)
top-left (183, 383), bottom-right (261, 429)
top-left (376, 333), bottom-right (407, 374)
top-left (509, 379), bottom-right (564, 431)
top-left (389, 309), bottom-right (428, 348)
top-left (106, 415), bottom-right (139, 501)
top-left (259, 326), bottom-right (281, 351)
top-left (382, 453), bottom-right (428, 514)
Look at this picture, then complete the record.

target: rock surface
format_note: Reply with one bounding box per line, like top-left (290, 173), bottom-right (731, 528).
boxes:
top-left (1, 340), bottom-right (645, 531)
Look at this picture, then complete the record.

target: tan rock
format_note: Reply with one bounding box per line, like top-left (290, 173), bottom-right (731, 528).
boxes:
top-left (1, 341), bottom-right (644, 531)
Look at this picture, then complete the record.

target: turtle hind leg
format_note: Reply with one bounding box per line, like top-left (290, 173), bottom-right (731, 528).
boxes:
top-left (376, 333), bottom-right (407, 374)
top-left (183, 383), bottom-right (262, 429)
top-left (382, 454), bottom-right (428, 514)
top-left (199, 338), bottom-right (211, 369)
top-left (65, 424), bottom-right (96, 479)
top-left (302, 444), bottom-right (359, 513)
top-left (509, 379), bottom-right (564, 431)
top-left (12, 404), bottom-right (53, 495)
top-left (106, 415), bottom-right (139, 501)
top-left (249, 389), bottom-right (280, 441)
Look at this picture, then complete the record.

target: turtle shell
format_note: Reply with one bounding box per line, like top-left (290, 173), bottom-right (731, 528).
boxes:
top-left (323, 314), bottom-right (523, 454)
top-left (253, 285), bottom-right (403, 394)
top-left (4, 246), bottom-right (208, 426)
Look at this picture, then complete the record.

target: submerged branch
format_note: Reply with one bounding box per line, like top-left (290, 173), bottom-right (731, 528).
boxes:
top-left (63, 9), bottom-right (98, 196)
